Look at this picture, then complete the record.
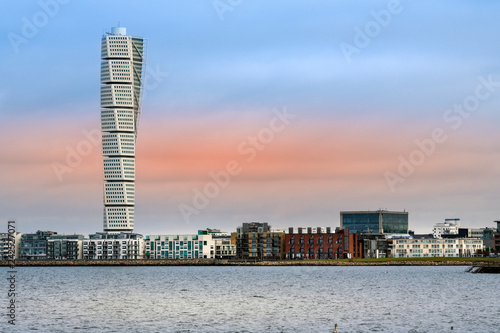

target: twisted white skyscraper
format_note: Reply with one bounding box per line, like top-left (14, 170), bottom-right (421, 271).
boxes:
top-left (100, 27), bottom-right (146, 233)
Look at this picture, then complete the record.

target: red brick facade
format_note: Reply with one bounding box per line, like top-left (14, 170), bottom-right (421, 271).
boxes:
top-left (285, 228), bottom-right (362, 259)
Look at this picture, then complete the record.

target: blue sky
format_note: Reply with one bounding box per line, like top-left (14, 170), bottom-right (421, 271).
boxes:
top-left (1, 0), bottom-right (499, 235)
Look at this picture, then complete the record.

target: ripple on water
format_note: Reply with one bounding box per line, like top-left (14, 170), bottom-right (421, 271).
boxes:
top-left (11, 266), bottom-right (500, 333)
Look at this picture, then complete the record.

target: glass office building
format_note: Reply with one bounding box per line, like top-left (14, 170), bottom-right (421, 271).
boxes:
top-left (340, 210), bottom-right (409, 234)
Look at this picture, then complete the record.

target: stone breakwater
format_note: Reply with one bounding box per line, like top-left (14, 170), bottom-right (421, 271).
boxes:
top-left (0, 259), bottom-right (488, 267)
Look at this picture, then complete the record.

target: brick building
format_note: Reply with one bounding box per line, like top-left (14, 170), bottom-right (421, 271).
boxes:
top-left (285, 227), bottom-right (362, 259)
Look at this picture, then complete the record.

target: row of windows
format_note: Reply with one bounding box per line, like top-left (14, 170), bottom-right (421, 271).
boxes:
top-left (101, 121), bottom-right (134, 126)
top-left (105, 175), bottom-right (134, 179)
top-left (110, 74), bottom-right (131, 78)
top-left (102, 114), bottom-right (134, 119)
top-left (101, 88), bottom-right (133, 95)
top-left (101, 119), bottom-right (135, 124)
top-left (102, 139), bottom-right (135, 144)
top-left (106, 200), bottom-right (134, 204)
top-left (106, 188), bottom-right (135, 191)
top-left (101, 123), bottom-right (134, 132)
top-left (103, 101), bottom-right (133, 105)
top-left (104, 161), bottom-right (134, 166)
top-left (108, 52), bottom-right (130, 57)
top-left (103, 142), bottom-right (135, 146)
top-left (102, 126), bottom-right (134, 131)
top-left (103, 151), bottom-right (134, 155)
top-left (101, 98), bottom-right (132, 103)
top-left (102, 123), bottom-right (134, 128)
top-left (101, 109), bottom-right (134, 114)
top-left (105, 184), bottom-right (134, 188)
top-left (105, 158), bottom-right (134, 163)
top-left (105, 194), bottom-right (135, 199)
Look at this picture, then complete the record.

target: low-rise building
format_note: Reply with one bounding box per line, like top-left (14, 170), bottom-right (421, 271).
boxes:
top-left (494, 234), bottom-right (500, 252)
top-left (494, 221), bottom-right (500, 252)
top-left (145, 231), bottom-right (215, 259)
top-left (83, 233), bottom-right (144, 259)
top-left (392, 237), bottom-right (482, 258)
top-left (20, 230), bottom-right (57, 260)
top-left (432, 218), bottom-right (460, 238)
top-left (285, 227), bottom-right (362, 259)
top-left (0, 232), bottom-right (21, 260)
top-left (236, 223), bottom-right (285, 260)
top-left (198, 229), bottom-right (236, 259)
top-left (47, 235), bottom-right (84, 260)
top-left (361, 234), bottom-right (391, 258)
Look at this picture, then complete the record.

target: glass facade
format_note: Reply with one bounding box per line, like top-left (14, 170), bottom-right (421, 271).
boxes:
top-left (381, 213), bottom-right (408, 234)
top-left (341, 211), bottom-right (408, 234)
top-left (341, 213), bottom-right (380, 233)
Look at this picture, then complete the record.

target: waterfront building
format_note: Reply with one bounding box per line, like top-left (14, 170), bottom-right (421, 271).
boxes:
top-left (101, 26), bottom-right (146, 233)
top-left (236, 223), bottom-right (285, 260)
top-left (285, 227), bottom-right (362, 259)
top-left (360, 233), bottom-right (391, 258)
top-left (145, 231), bottom-right (215, 259)
top-left (83, 232), bottom-right (144, 259)
top-left (340, 210), bottom-right (409, 234)
top-left (494, 221), bottom-right (500, 252)
top-left (47, 235), bottom-right (84, 260)
top-left (432, 218), bottom-right (460, 238)
top-left (467, 228), bottom-right (490, 239)
top-left (0, 232), bottom-right (21, 260)
top-left (392, 237), bottom-right (483, 258)
top-left (238, 222), bottom-right (270, 233)
top-left (455, 227), bottom-right (495, 249)
top-left (199, 229), bottom-right (236, 259)
top-left (20, 230), bottom-right (57, 260)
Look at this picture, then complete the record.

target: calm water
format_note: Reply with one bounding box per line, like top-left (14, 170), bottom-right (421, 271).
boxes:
top-left (3, 266), bottom-right (499, 332)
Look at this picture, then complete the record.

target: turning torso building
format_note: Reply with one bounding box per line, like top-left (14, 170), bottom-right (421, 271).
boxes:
top-left (100, 27), bottom-right (146, 233)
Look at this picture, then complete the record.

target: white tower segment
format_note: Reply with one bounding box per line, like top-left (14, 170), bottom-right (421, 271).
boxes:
top-left (100, 27), bottom-right (146, 233)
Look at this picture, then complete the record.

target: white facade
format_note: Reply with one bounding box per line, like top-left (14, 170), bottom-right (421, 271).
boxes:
top-left (83, 233), bottom-right (145, 260)
top-left (146, 234), bottom-right (215, 259)
top-left (214, 237), bottom-right (236, 259)
top-left (393, 237), bottom-right (482, 258)
top-left (101, 27), bottom-right (146, 233)
top-left (432, 218), bottom-right (460, 238)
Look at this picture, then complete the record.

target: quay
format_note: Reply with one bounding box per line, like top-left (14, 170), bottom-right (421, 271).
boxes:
top-left (467, 261), bottom-right (500, 273)
top-left (1, 258), bottom-right (500, 267)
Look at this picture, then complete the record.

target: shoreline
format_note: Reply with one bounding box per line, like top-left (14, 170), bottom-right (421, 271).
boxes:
top-left (2, 258), bottom-right (499, 267)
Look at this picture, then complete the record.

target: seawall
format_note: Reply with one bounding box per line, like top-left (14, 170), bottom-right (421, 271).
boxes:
top-left (2, 259), bottom-right (497, 267)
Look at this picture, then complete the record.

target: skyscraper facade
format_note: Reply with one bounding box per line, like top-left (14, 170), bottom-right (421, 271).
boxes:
top-left (100, 27), bottom-right (146, 233)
